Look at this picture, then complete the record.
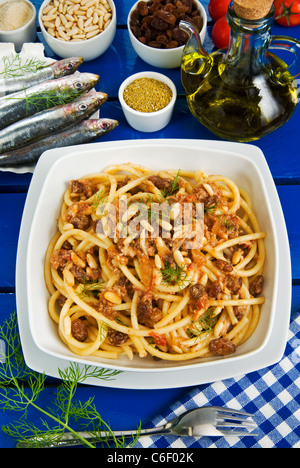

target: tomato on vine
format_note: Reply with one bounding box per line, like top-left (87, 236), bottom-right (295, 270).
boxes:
top-left (211, 16), bottom-right (231, 49)
top-left (208, 0), bottom-right (231, 22)
top-left (274, 0), bottom-right (300, 26)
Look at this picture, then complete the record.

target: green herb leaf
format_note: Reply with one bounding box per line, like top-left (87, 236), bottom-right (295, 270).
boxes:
top-left (160, 261), bottom-right (190, 290)
top-left (161, 170), bottom-right (181, 199)
top-left (0, 312), bottom-right (138, 448)
top-left (0, 55), bottom-right (48, 78)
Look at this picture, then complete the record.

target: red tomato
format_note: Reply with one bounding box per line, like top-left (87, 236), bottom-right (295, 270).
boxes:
top-left (208, 0), bottom-right (231, 22)
top-left (149, 332), bottom-right (167, 348)
top-left (211, 16), bottom-right (231, 49)
top-left (274, 0), bottom-right (300, 26)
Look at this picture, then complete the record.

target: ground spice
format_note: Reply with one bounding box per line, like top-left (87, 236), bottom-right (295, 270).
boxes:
top-left (0, 1), bottom-right (33, 31)
top-left (123, 77), bottom-right (173, 113)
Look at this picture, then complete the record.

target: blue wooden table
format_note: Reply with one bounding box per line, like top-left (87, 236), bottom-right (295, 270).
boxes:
top-left (0, 0), bottom-right (299, 450)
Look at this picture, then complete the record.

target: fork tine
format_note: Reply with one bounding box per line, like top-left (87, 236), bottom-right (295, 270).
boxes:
top-left (216, 414), bottom-right (256, 424)
top-left (217, 421), bottom-right (257, 429)
top-left (214, 406), bottom-right (253, 417)
top-left (217, 429), bottom-right (258, 437)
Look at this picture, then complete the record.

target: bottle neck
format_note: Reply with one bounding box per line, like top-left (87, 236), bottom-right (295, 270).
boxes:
top-left (222, 3), bottom-right (274, 78)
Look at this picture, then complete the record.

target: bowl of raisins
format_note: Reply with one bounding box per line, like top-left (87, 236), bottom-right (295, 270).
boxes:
top-left (127, 0), bottom-right (207, 68)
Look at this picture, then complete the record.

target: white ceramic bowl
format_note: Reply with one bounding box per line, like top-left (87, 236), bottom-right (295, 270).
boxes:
top-left (127, 0), bottom-right (207, 68)
top-left (38, 0), bottom-right (116, 61)
top-left (0, 0), bottom-right (36, 52)
top-left (25, 139), bottom-right (287, 379)
top-left (118, 71), bottom-right (177, 132)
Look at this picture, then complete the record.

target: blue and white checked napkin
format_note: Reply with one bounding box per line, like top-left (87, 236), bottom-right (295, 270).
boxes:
top-left (136, 314), bottom-right (300, 448)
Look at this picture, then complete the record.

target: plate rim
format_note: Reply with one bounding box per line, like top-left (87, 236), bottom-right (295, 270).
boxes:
top-left (16, 139), bottom-right (292, 388)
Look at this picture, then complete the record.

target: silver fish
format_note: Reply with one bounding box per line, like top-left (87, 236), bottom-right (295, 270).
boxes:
top-left (0, 91), bottom-right (107, 154)
top-left (0, 57), bottom-right (83, 96)
top-left (0, 118), bottom-right (118, 167)
top-left (0, 72), bottom-right (100, 129)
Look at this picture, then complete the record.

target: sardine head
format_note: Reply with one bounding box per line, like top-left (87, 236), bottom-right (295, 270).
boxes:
top-left (71, 92), bottom-right (106, 118)
top-left (98, 118), bottom-right (119, 131)
top-left (72, 73), bottom-right (100, 93)
top-left (62, 57), bottom-right (83, 73)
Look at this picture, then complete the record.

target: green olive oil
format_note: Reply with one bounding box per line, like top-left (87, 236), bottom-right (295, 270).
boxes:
top-left (180, 4), bottom-right (300, 142)
top-left (182, 51), bottom-right (298, 142)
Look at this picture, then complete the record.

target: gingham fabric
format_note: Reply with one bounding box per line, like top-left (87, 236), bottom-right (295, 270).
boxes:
top-left (136, 315), bottom-right (300, 448)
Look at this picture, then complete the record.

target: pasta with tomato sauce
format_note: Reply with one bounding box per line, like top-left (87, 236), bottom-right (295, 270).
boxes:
top-left (44, 163), bottom-right (266, 362)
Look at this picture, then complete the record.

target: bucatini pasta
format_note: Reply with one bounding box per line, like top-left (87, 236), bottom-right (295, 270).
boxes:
top-left (44, 163), bottom-right (266, 362)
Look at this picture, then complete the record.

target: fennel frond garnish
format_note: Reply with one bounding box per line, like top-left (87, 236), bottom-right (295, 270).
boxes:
top-left (5, 86), bottom-right (84, 114)
top-left (0, 312), bottom-right (139, 448)
top-left (160, 261), bottom-right (190, 290)
top-left (0, 55), bottom-right (48, 78)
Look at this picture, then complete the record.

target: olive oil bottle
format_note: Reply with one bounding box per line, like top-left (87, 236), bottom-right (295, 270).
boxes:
top-left (180, 1), bottom-right (300, 142)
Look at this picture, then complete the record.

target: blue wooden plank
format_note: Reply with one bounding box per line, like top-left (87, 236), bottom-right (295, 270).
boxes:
top-left (277, 185), bottom-right (300, 280)
top-left (0, 193), bottom-right (27, 289)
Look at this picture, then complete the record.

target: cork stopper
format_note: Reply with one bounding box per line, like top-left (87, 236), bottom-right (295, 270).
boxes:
top-left (233, 0), bottom-right (273, 20)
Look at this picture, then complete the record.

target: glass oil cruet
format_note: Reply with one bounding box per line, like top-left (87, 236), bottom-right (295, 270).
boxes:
top-left (180, 0), bottom-right (300, 141)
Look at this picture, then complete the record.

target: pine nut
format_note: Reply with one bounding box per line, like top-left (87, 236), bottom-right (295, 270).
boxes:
top-left (78, 16), bottom-right (84, 29)
top-left (44, 21), bottom-right (55, 28)
top-left (42, 5), bottom-right (53, 14)
top-left (71, 251), bottom-right (85, 268)
top-left (42, 14), bottom-right (57, 21)
top-left (159, 219), bottom-right (173, 231)
top-left (104, 291), bottom-right (122, 305)
top-left (58, 29), bottom-right (70, 40)
top-left (41, 0), bottom-right (112, 42)
top-left (86, 253), bottom-right (98, 269)
top-left (65, 13), bottom-right (74, 21)
top-left (103, 18), bottom-right (110, 29)
top-left (140, 219), bottom-right (154, 233)
top-left (84, 16), bottom-right (93, 27)
top-left (170, 202), bottom-right (181, 220)
top-left (64, 269), bottom-right (75, 286)
top-left (174, 249), bottom-right (185, 268)
top-left (154, 254), bottom-right (162, 270)
top-left (203, 183), bottom-right (214, 196)
top-left (122, 204), bottom-right (139, 222)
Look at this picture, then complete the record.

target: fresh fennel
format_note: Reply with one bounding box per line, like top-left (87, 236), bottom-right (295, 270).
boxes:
top-left (0, 55), bottom-right (48, 78)
top-left (0, 312), bottom-right (139, 448)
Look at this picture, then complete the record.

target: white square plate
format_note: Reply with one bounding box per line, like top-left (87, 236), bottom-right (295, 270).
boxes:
top-left (17, 139), bottom-right (291, 388)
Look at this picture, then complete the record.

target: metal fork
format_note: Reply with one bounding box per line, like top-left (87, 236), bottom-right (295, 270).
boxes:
top-left (17, 406), bottom-right (257, 448)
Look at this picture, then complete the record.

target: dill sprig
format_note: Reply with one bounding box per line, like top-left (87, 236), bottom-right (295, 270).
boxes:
top-left (187, 307), bottom-right (217, 340)
top-left (160, 261), bottom-right (190, 290)
top-left (91, 189), bottom-right (106, 211)
top-left (161, 170), bottom-right (181, 199)
top-left (0, 312), bottom-right (140, 448)
top-left (76, 279), bottom-right (104, 299)
top-left (5, 85), bottom-right (85, 114)
top-left (204, 203), bottom-right (218, 214)
top-left (0, 55), bottom-right (48, 78)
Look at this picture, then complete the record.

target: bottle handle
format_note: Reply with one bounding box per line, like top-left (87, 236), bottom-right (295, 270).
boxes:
top-left (269, 35), bottom-right (300, 77)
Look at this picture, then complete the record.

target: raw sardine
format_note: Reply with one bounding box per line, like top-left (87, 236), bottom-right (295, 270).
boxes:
top-left (0, 72), bottom-right (99, 129)
top-left (0, 57), bottom-right (83, 96)
top-left (0, 91), bottom-right (107, 153)
top-left (0, 118), bottom-right (118, 167)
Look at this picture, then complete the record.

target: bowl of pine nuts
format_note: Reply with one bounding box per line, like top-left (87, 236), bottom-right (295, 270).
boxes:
top-left (38, 0), bottom-right (116, 61)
